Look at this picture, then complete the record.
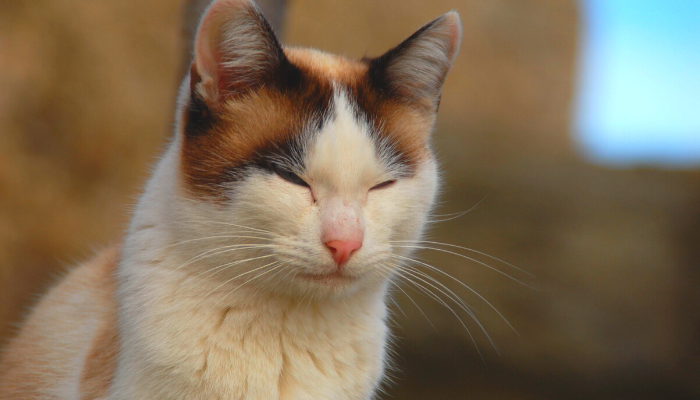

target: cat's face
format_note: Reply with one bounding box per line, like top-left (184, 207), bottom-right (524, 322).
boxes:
top-left (169, 0), bottom-right (460, 298)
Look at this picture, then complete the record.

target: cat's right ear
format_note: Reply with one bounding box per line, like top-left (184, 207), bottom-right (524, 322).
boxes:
top-left (190, 0), bottom-right (284, 106)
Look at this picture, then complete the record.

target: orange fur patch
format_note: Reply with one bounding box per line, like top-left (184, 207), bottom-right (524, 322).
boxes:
top-left (180, 47), bottom-right (435, 200)
top-left (78, 296), bottom-right (119, 399)
top-left (181, 82), bottom-right (332, 199)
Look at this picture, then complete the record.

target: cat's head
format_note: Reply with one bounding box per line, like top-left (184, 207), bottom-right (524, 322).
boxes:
top-left (169, 0), bottom-right (461, 298)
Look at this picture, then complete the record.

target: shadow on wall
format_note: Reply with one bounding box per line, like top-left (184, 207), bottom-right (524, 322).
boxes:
top-left (0, 0), bottom-right (698, 399)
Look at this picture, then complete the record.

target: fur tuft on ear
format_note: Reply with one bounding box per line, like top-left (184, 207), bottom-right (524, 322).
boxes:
top-left (191, 0), bottom-right (284, 104)
top-left (368, 12), bottom-right (462, 110)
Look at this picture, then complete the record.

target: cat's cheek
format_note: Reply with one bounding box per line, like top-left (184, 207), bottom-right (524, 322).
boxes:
top-left (379, 181), bottom-right (427, 241)
top-left (290, 185), bottom-right (314, 208)
top-left (269, 173), bottom-right (315, 206)
top-left (364, 190), bottom-right (396, 244)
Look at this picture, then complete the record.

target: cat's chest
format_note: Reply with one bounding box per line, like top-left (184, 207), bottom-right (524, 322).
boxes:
top-left (150, 298), bottom-right (387, 400)
top-left (193, 303), bottom-right (388, 400)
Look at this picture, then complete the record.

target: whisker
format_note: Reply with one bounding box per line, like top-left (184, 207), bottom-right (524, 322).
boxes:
top-left (386, 291), bottom-right (408, 320)
top-left (175, 220), bottom-right (276, 236)
top-left (383, 264), bottom-right (485, 361)
top-left (212, 263), bottom-right (287, 309)
top-left (378, 265), bottom-right (449, 317)
top-left (390, 262), bottom-right (502, 355)
top-left (386, 259), bottom-right (478, 317)
top-left (370, 265), bottom-right (407, 319)
top-left (428, 190), bottom-right (493, 223)
top-left (380, 265), bottom-right (436, 331)
top-left (271, 265), bottom-right (298, 296)
top-left (161, 235), bottom-right (274, 251)
top-left (172, 244), bottom-right (275, 273)
top-left (203, 261), bottom-right (282, 307)
top-left (389, 240), bottom-right (533, 278)
top-left (385, 261), bottom-right (490, 337)
top-left (391, 245), bottom-right (537, 290)
top-left (389, 253), bottom-right (518, 336)
top-left (250, 264), bottom-right (291, 298)
top-left (180, 254), bottom-right (278, 287)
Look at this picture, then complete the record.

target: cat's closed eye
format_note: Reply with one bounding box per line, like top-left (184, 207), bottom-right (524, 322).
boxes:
top-left (370, 180), bottom-right (396, 190)
top-left (272, 163), bottom-right (309, 187)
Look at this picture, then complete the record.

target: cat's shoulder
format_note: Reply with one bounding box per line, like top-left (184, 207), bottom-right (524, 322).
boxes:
top-left (0, 245), bottom-right (121, 399)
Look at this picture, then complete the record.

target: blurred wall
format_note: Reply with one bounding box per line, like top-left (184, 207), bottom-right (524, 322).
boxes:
top-left (1, 1), bottom-right (699, 399)
top-left (0, 0), bottom-right (181, 343)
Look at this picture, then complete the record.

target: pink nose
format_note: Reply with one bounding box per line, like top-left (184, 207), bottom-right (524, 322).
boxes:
top-left (325, 240), bottom-right (362, 267)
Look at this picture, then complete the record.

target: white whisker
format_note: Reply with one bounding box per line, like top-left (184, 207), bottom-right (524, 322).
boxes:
top-left (380, 265), bottom-right (436, 331)
top-left (384, 261), bottom-right (497, 346)
top-left (161, 235), bottom-right (274, 251)
top-left (382, 264), bottom-right (485, 361)
top-left (180, 254), bottom-right (278, 287)
top-left (172, 244), bottom-right (275, 273)
top-left (202, 261), bottom-right (282, 308)
top-left (427, 190), bottom-right (493, 223)
top-left (392, 245), bottom-right (536, 289)
top-left (386, 258), bottom-right (478, 316)
top-left (175, 220), bottom-right (276, 236)
top-left (390, 239), bottom-right (534, 278)
top-left (389, 253), bottom-right (518, 336)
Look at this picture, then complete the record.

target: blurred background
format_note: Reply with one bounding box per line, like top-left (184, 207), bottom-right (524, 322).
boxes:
top-left (1, 0), bottom-right (699, 398)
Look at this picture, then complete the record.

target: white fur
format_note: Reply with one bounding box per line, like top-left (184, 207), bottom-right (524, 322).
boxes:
top-left (107, 82), bottom-right (439, 399)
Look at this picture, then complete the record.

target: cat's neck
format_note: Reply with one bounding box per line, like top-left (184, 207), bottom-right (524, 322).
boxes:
top-left (114, 241), bottom-right (390, 399)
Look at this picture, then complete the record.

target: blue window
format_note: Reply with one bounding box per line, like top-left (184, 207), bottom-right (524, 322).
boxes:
top-left (574, 0), bottom-right (700, 166)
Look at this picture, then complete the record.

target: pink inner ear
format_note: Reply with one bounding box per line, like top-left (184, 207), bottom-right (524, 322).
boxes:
top-left (192, 12), bottom-right (224, 102)
top-left (191, 0), bottom-right (282, 104)
top-left (442, 12), bottom-right (463, 63)
top-left (192, 0), bottom-right (253, 102)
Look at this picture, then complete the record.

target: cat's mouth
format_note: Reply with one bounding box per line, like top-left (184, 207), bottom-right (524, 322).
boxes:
top-left (297, 270), bottom-right (358, 282)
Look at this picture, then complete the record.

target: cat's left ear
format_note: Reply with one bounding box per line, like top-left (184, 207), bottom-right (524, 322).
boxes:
top-left (190, 0), bottom-right (285, 105)
top-left (368, 12), bottom-right (462, 111)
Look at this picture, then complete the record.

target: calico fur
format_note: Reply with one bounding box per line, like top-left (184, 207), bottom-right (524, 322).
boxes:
top-left (0, 1), bottom-right (461, 398)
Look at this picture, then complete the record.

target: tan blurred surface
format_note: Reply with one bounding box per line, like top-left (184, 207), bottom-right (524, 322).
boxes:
top-left (1, 1), bottom-right (699, 398)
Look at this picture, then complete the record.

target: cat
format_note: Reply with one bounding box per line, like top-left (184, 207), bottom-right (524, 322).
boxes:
top-left (0, 0), bottom-right (461, 398)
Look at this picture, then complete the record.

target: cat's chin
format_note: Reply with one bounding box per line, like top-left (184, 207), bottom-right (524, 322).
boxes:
top-left (282, 266), bottom-right (380, 298)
